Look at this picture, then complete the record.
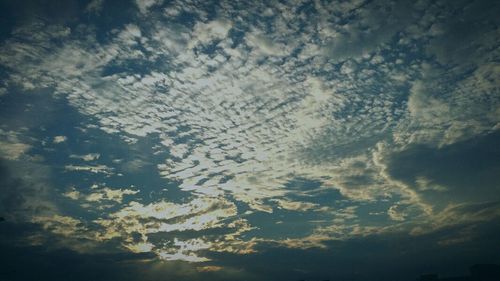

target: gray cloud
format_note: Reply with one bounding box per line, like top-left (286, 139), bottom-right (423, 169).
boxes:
top-left (387, 131), bottom-right (500, 207)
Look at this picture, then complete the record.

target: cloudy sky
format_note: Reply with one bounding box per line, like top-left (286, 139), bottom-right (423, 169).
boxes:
top-left (0, 0), bottom-right (499, 280)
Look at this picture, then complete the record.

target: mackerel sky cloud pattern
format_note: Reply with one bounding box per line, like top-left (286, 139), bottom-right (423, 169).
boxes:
top-left (0, 0), bottom-right (499, 280)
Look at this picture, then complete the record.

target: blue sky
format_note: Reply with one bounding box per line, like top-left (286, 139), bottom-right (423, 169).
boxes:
top-left (0, 0), bottom-right (499, 280)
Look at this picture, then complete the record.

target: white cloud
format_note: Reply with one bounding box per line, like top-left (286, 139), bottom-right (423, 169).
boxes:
top-left (135, 0), bottom-right (163, 14)
top-left (63, 188), bottom-right (81, 200)
top-left (388, 204), bottom-right (406, 221)
top-left (53, 135), bottom-right (67, 144)
top-left (156, 238), bottom-right (211, 262)
top-left (188, 19), bottom-right (232, 48)
top-left (0, 129), bottom-right (31, 160)
top-left (32, 215), bottom-right (84, 237)
top-left (0, 141), bottom-right (31, 160)
top-left (93, 196), bottom-right (243, 260)
top-left (70, 153), bottom-right (100, 161)
top-left (63, 186), bottom-right (138, 204)
top-left (85, 187), bottom-right (138, 203)
top-left (64, 164), bottom-right (114, 175)
top-left (271, 199), bottom-right (318, 211)
top-left (245, 29), bottom-right (291, 57)
top-left (397, 61), bottom-right (500, 147)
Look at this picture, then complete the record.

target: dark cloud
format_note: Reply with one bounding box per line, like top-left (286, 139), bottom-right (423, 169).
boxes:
top-left (0, 227), bottom-right (256, 281)
top-left (0, 159), bottom-right (56, 221)
top-left (387, 131), bottom-right (500, 205)
top-left (2, 215), bottom-right (499, 281)
top-left (0, 0), bottom-right (83, 40)
top-left (208, 220), bottom-right (500, 281)
top-left (0, 241), bottom-right (150, 281)
top-left (0, 162), bottom-right (26, 216)
top-left (425, 0), bottom-right (500, 67)
top-left (324, 0), bottom-right (417, 61)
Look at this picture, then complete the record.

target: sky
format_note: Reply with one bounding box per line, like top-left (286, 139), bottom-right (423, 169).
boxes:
top-left (0, 0), bottom-right (499, 280)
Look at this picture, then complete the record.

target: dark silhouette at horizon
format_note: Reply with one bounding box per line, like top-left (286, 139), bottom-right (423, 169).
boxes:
top-left (419, 264), bottom-right (500, 281)
top-left (294, 264), bottom-right (500, 281)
